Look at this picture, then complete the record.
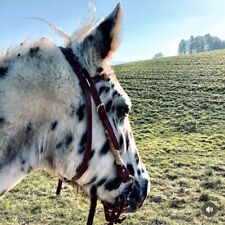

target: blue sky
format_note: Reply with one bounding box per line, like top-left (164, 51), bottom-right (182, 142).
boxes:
top-left (1, 0), bottom-right (225, 63)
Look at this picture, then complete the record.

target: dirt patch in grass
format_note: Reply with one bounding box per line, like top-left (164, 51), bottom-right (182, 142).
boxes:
top-left (201, 180), bottom-right (222, 190)
top-left (198, 193), bottom-right (209, 202)
top-left (169, 197), bottom-right (187, 209)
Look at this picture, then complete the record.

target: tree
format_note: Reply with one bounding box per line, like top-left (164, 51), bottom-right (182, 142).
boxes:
top-left (189, 36), bottom-right (196, 53)
top-left (178, 39), bottom-right (187, 55)
top-left (204, 34), bottom-right (212, 51)
top-left (153, 53), bottom-right (164, 59)
top-left (195, 36), bottom-right (204, 52)
top-left (178, 34), bottom-right (225, 55)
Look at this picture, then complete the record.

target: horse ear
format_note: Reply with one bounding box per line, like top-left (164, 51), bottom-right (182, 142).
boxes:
top-left (83, 3), bottom-right (122, 61)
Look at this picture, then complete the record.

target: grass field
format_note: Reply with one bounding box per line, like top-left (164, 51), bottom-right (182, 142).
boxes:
top-left (1, 50), bottom-right (225, 225)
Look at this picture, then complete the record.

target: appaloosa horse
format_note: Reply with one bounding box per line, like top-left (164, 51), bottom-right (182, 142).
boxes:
top-left (0, 3), bottom-right (150, 224)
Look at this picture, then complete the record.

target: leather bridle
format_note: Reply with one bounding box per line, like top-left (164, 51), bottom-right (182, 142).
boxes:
top-left (56, 47), bottom-right (133, 225)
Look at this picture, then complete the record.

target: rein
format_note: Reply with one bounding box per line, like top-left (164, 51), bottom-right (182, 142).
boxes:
top-left (56, 47), bottom-right (132, 225)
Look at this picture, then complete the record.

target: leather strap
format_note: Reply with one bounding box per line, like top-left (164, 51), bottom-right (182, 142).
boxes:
top-left (60, 47), bottom-right (93, 181)
top-left (56, 179), bottom-right (63, 195)
top-left (87, 195), bottom-right (97, 225)
top-left (84, 76), bottom-right (120, 151)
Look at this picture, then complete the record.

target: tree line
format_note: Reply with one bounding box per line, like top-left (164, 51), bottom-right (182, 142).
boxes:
top-left (178, 34), bottom-right (225, 55)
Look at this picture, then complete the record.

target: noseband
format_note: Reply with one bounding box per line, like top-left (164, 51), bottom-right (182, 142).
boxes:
top-left (56, 47), bottom-right (133, 225)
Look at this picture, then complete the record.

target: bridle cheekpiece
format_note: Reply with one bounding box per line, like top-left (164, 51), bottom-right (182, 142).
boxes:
top-left (56, 47), bottom-right (133, 225)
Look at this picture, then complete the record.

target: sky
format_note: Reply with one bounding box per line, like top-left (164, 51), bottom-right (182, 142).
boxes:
top-left (1, 0), bottom-right (225, 63)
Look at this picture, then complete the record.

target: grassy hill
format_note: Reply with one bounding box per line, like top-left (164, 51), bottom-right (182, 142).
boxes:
top-left (1, 50), bottom-right (225, 225)
top-left (115, 50), bottom-right (225, 225)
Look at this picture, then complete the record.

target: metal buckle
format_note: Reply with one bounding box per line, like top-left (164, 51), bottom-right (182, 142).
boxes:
top-left (85, 78), bottom-right (91, 87)
top-left (97, 103), bottom-right (105, 113)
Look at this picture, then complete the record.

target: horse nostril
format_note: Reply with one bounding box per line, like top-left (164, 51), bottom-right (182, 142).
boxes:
top-left (135, 179), bottom-right (141, 188)
top-left (118, 194), bottom-right (127, 202)
top-left (141, 178), bottom-right (148, 200)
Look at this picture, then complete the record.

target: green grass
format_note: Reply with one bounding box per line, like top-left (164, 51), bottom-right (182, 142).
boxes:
top-left (1, 50), bottom-right (225, 225)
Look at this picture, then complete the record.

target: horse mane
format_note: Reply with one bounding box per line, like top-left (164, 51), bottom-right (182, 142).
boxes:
top-left (0, 0), bottom-right (98, 62)
top-left (34, 0), bottom-right (98, 45)
top-left (33, 16), bottom-right (98, 45)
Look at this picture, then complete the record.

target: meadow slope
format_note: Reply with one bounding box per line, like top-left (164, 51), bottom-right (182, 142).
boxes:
top-left (0, 50), bottom-right (225, 225)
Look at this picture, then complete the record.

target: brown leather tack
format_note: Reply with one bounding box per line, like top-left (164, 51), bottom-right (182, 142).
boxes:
top-left (57, 47), bottom-right (132, 225)
top-left (116, 165), bottom-right (131, 183)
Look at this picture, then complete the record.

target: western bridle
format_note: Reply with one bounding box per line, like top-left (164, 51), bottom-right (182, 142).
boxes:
top-left (56, 47), bottom-right (133, 225)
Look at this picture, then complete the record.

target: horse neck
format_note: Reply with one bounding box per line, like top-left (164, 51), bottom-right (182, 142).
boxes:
top-left (0, 42), bottom-right (85, 195)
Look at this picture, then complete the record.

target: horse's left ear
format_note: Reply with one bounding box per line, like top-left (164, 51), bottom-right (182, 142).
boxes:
top-left (83, 3), bottom-right (122, 61)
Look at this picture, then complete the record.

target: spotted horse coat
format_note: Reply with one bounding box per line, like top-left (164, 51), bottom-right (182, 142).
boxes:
top-left (0, 3), bottom-right (150, 218)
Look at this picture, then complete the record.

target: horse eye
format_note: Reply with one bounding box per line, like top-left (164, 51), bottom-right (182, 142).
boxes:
top-left (117, 105), bottom-right (129, 118)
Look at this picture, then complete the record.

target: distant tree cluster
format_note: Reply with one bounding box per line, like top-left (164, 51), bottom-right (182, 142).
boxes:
top-left (178, 34), bottom-right (225, 55)
top-left (153, 52), bottom-right (164, 59)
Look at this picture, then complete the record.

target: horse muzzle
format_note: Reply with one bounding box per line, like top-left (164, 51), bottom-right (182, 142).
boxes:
top-left (101, 177), bottom-right (148, 224)
top-left (121, 178), bottom-right (148, 213)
